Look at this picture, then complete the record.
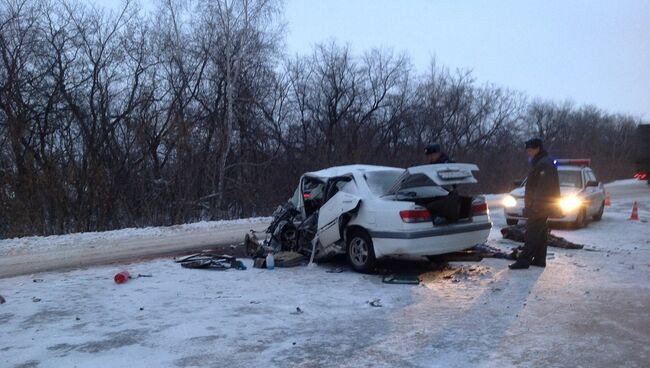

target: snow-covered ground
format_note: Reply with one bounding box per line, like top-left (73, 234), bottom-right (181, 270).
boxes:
top-left (1, 180), bottom-right (649, 367)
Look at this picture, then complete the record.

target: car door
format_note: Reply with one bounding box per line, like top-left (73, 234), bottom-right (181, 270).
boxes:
top-left (584, 170), bottom-right (604, 215)
top-left (317, 177), bottom-right (361, 247)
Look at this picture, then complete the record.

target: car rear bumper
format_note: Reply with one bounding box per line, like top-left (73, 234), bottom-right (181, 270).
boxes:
top-left (369, 222), bottom-right (492, 258)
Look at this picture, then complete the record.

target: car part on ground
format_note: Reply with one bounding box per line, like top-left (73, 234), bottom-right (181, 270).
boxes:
top-left (174, 253), bottom-right (246, 270)
top-left (500, 225), bottom-right (585, 249)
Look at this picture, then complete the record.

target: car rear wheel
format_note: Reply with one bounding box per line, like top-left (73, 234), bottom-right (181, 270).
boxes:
top-left (573, 208), bottom-right (587, 229)
top-left (506, 219), bottom-right (518, 226)
top-left (346, 229), bottom-right (376, 273)
top-left (592, 202), bottom-right (604, 221)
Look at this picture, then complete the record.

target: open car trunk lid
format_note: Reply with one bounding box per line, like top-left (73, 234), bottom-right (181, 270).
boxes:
top-left (386, 163), bottom-right (479, 195)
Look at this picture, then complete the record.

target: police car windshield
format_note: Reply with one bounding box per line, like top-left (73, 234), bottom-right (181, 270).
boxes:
top-left (558, 171), bottom-right (583, 188)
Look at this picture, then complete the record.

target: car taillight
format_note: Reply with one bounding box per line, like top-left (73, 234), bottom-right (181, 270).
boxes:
top-left (399, 209), bottom-right (432, 223)
top-left (472, 202), bottom-right (488, 215)
top-left (303, 193), bottom-right (311, 199)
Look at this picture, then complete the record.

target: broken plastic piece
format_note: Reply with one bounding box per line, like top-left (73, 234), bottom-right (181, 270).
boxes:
top-left (114, 271), bottom-right (130, 284)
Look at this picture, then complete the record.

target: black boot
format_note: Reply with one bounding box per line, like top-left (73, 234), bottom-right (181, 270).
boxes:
top-left (508, 261), bottom-right (530, 269)
top-left (531, 259), bottom-right (546, 268)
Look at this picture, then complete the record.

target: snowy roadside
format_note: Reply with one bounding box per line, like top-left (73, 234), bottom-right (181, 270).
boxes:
top-left (0, 217), bottom-right (272, 257)
top-left (0, 219), bottom-right (271, 279)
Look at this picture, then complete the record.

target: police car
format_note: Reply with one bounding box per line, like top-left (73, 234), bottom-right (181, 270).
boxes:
top-left (502, 159), bottom-right (606, 228)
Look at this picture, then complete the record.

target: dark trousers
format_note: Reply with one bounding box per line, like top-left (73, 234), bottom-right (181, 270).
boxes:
top-left (518, 217), bottom-right (548, 265)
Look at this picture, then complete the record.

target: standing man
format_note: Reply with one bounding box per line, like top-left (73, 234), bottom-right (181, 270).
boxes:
top-left (425, 144), bottom-right (454, 164)
top-left (509, 138), bottom-right (561, 269)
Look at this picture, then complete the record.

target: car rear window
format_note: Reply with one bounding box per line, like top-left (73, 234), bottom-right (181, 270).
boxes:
top-left (364, 170), bottom-right (403, 195)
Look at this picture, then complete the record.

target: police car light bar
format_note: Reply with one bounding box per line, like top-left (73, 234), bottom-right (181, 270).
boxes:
top-left (553, 159), bottom-right (591, 167)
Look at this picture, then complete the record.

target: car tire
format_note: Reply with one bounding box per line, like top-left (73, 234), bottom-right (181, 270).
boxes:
top-left (592, 202), bottom-right (604, 221)
top-left (346, 228), bottom-right (376, 273)
top-left (573, 208), bottom-right (587, 229)
top-left (506, 219), bottom-right (518, 226)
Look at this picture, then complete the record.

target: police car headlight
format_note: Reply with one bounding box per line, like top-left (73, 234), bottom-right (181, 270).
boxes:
top-left (502, 195), bottom-right (517, 208)
top-left (559, 196), bottom-right (582, 212)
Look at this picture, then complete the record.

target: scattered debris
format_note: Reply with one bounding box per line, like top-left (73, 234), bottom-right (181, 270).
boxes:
top-left (290, 307), bottom-right (304, 315)
top-left (431, 252), bottom-right (484, 263)
top-left (501, 225), bottom-right (585, 249)
top-left (114, 271), bottom-right (131, 284)
top-left (253, 258), bottom-right (266, 269)
top-left (470, 243), bottom-right (514, 259)
top-left (75, 317), bottom-right (80, 321)
top-left (274, 251), bottom-right (305, 267)
top-left (0, 295), bottom-right (5, 304)
top-left (175, 253), bottom-right (246, 270)
top-left (368, 299), bottom-right (383, 307)
top-left (33, 279), bottom-right (44, 283)
top-left (382, 274), bottom-right (420, 285)
top-left (114, 271), bottom-right (153, 284)
top-left (420, 264), bottom-right (492, 284)
top-left (32, 297), bottom-right (41, 303)
top-left (326, 267), bottom-right (344, 273)
top-left (139, 307), bottom-right (144, 311)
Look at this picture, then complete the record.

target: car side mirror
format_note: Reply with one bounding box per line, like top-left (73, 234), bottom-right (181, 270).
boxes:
top-left (586, 180), bottom-right (600, 187)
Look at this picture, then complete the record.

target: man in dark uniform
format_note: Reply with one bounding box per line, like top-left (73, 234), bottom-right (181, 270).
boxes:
top-left (425, 144), bottom-right (453, 164)
top-left (509, 138), bottom-right (561, 269)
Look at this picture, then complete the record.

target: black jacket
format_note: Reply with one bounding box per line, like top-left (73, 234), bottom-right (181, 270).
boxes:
top-left (430, 153), bottom-right (454, 164)
top-left (524, 150), bottom-right (561, 218)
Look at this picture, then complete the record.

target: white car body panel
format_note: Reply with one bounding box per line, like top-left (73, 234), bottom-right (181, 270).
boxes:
top-left (295, 164), bottom-right (492, 259)
top-left (317, 191), bottom-right (361, 246)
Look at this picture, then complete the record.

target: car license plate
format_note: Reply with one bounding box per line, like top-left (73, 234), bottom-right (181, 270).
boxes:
top-left (438, 170), bottom-right (471, 180)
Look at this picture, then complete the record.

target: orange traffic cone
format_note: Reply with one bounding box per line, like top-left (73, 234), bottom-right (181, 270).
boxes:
top-left (604, 192), bottom-right (611, 207)
top-left (629, 202), bottom-right (639, 221)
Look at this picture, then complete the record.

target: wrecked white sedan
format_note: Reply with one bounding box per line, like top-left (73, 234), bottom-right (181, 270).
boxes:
top-left (277, 164), bottom-right (492, 272)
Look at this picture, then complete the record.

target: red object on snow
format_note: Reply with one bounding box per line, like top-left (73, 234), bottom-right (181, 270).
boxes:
top-left (605, 192), bottom-right (611, 207)
top-left (629, 202), bottom-right (639, 221)
top-left (114, 271), bottom-right (131, 284)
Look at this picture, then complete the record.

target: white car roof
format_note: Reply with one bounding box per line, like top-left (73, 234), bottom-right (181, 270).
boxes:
top-left (304, 164), bottom-right (401, 179)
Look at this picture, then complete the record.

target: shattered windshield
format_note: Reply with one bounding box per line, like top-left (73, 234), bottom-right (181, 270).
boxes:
top-left (559, 171), bottom-right (583, 188)
top-left (364, 170), bottom-right (403, 196)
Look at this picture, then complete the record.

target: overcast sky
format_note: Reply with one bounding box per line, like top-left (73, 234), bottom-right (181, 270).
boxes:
top-left (101, 0), bottom-right (650, 118)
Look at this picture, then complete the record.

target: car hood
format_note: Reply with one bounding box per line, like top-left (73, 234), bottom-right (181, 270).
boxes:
top-left (509, 186), bottom-right (581, 198)
top-left (387, 163), bottom-right (479, 194)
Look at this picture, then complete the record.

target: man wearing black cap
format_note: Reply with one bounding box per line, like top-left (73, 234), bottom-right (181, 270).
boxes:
top-left (509, 138), bottom-right (561, 269)
top-left (425, 144), bottom-right (453, 164)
